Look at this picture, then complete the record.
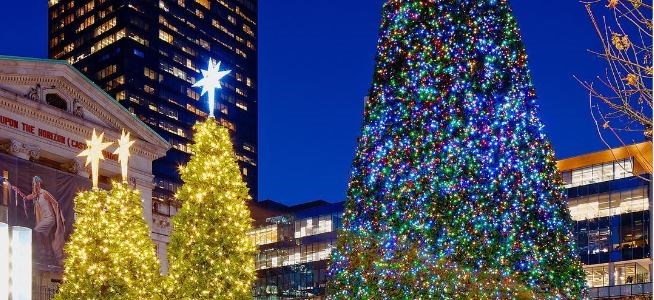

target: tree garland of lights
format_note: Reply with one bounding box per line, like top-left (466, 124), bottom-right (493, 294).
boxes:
top-left (55, 183), bottom-right (162, 299)
top-left (328, 0), bottom-right (587, 298)
top-left (165, 119), bottom-right (256, 299)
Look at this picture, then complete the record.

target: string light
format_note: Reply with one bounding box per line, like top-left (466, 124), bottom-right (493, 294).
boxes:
top-left (165, 119), bottom-right (256, 299)
top-left (328, 1), bottom-right (587, 298)
top-left (55, 183), bottom-right (161, 299)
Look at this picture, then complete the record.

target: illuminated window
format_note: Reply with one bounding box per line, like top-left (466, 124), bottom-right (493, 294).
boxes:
top-left (186, 88), bottom-right (200, 101)
top-left (76, 15), bottom-right (95, 33)
top-left (97, 64), bottom-right (117, 80)
top-left (236, 100), bottom-right (248, 111)
top-left (129, 33), bottom-right (149, 46)
top-left (144, 85), bottom-right (155, 94)
top-left (115, 91), bottom-right (126, 101)
top-left (294, 215), bottom-right (333, 238)
top-left (98, 6), bottom-right (114, 18)
top-left (584, 266), bottom-right (609, 287)
top-left (159, 30), bottom-right (174, 44)
top-left (94, 17), bottom-right (116, 37)
top-left (76, 0), bottom-right (94, 17)
top-left (228, 15), bottom-right (236, 24)
top-left (144, 67), bottom-right (158, 81)
top-left (195, 0), bottom-right (209, 9)
top-left (105, 76), bottom-right (124, 90)
top-left (243, 24), bottom-right (254, 36)
top-left (568, 186), bottom-right (648, 221)
top-left (91, 29), bottom-right (126, 54)
top-left (614, 261), bottom-right (651, 285)
top-left (562, 158), bottom-right (634, 188)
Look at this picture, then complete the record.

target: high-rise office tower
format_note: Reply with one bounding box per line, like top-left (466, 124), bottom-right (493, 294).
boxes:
top-left (48, 0), bottom-right (258, 267)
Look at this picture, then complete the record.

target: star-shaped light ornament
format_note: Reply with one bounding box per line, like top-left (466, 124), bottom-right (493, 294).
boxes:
top-left (77, 129), bottom-right (113, 189)
top-left (192, 59), bottom-right (231, 118)
top-left (113, 130), bottom-right (135, 182)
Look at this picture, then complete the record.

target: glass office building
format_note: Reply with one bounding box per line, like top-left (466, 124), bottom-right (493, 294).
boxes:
top-left (558, 142), bottom-right (652, 299)
top-left (48, 0), bottom-right (258, 269)
top-left (249, 200), bottom-right (344, 299)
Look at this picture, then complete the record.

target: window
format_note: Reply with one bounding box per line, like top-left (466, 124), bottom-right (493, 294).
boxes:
top-left (76, 15), bottom-right (94, 33)
top-left (568, 186), bottom-right (648, 221)
top-left (562, 158), bottom-right (634, 188)
top-left (97, 65), bottom-right (117, 80)
top-left (94, 17), bottom-right (116, 37)
top-left (584, 265), bottom-right (609, 287)
top-left (614, 261), bottom-right (651, 285)
top-left (294, 215), bottom-right (333, 238)
top-left (105, 76), bottom-right (124, 90)
top-left (195, 0), bottom-right (209, 9)
top-left (144, 67), bottom-right (158, 81)
top-left (159, 30), bottom-right (174, 44)
top-left (243, 24), bottom-right (254, 36)
top-left (45, 93), bottom-right (67, 111)
top-left (144, 85), bottom-right (155, 94)
top-left (91, 29), bottom-right (126, 54)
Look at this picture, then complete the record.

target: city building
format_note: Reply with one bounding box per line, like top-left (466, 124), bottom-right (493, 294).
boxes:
top-left (0, 56), bottom-right (170, 299)
top-left (48, 0), bottom-right (258, 269)
top-left (249, 200), bottom-right (343, 300)
top-left (558, 141), bottom-right (652, 299)
top-left (249, 142), bottom-right (652, 299)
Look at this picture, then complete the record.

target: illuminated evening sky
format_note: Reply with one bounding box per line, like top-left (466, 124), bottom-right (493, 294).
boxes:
top-left (0, 1), bottom-right (629, 205)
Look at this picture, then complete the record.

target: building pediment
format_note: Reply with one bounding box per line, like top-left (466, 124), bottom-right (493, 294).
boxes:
top-left (0, 56), bottom-right (169, 160)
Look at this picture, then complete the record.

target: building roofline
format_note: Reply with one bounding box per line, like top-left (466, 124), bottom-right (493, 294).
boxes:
top-left (0, 55), bottom-right (170, 150)
top-left (556, 141), bottom-right (652, 174)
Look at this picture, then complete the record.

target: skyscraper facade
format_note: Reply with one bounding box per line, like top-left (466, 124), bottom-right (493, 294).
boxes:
top-left (48, 0), bottom-right (258, 268)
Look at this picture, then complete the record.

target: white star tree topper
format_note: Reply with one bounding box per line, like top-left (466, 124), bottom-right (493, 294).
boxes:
top-left (192, 59), bottom-right (231, 118)
top-left (77, 129), bottom-right (113, 189)
top-left (113, 130), bottom-right (135, 182)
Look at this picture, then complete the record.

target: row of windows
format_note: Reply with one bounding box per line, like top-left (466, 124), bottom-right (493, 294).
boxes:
top-left (249, 224), bottom-right (278, 246)
top-left (256, 241), bottom-right (333, 270)
top-left (585, 260), bottom-right (650, 288)
top-left (254, 265), bottom-right (327, 299)
top-left (294, 215), bottom-right (334, 239)
top-left (254, 265), bottom-right (327, 298)
top-left (568, 185), bottom-right (648, 221)
top-left (562, 158), bottom-right (633, 188)
top-left (155, 177), bottom-right (181, 193)
top-left (575, 210), bottom-right (649, 265)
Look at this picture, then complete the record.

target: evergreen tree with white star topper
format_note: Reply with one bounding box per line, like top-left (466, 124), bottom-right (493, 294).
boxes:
top-left (165, 59), bottom-right (256, 299)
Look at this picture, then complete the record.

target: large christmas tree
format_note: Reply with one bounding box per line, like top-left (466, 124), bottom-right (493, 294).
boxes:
top-left (328, 0), bottom-right (586, 298)
top-left (165, 119), bottom-right (256, 299)
top-left (56, 183), bottom-right (161, 299)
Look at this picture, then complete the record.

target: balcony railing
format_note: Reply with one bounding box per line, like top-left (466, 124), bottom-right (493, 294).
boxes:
top-left (590, 283), bottom-right (652, 298)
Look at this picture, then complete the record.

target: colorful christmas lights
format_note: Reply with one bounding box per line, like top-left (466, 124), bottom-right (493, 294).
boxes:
top-left (328, 0), bottom-right (587, 298)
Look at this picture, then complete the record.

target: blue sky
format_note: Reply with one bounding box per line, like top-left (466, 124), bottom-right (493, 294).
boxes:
top-left (0, 1), bottom-right (617, 205)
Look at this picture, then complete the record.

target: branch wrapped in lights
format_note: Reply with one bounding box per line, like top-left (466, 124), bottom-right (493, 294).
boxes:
top-left (328, 0), bottom-right (587, 298)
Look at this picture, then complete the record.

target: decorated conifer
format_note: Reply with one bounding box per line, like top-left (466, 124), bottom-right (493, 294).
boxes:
top-left (328, 0), bottom-right (587, 298)
top-left (165, 119), bottom-right (256, 299)
top-left (56, 182), bottom-right (161, 299)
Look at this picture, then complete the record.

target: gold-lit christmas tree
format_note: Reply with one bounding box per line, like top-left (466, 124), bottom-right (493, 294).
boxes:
top-left (165, 119), bottom-right (256, 299)
top-left (56, 131), bottom-right (161, 299)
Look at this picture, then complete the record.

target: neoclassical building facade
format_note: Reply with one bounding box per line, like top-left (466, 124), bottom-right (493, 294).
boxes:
top-left (0, 56), bottom-right (170, 297)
